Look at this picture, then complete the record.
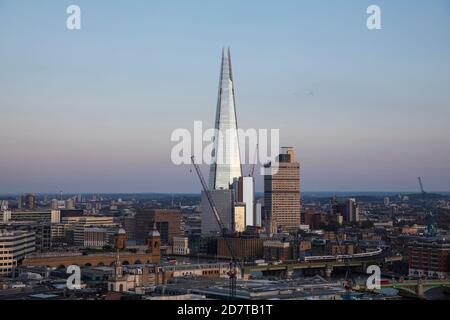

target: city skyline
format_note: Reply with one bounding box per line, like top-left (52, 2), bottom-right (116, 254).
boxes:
top-left (1, 0), bottom-right (450, 194)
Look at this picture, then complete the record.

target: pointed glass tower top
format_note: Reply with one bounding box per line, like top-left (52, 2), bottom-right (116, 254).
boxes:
top-left (208, 48), bottom-right (242, 190)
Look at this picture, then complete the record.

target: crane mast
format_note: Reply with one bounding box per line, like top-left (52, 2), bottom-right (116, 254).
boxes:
top-left (418, 176), bottom-right (425, 195)
top-left (191, 157), bottom-right (227, 233)
top-left (249, 143), bottom-right (259, 177)
top-left (190, 156), bottom-right (241, 299)
top-left (334, 230), bottom-right (354, 295)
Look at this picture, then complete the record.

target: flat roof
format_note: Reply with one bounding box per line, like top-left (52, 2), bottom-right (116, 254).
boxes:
top-left (29, 293), bottom-right (59, 299)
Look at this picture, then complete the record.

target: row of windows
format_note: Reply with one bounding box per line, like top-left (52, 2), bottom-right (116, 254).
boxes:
top-left (410, 263), bottom-right (442, 269)
top-left (202, 270), bottom-right (220, 275)
top-left (0, 239), bottom-right (35, 248)
top-left (2, 247), bottom-right (34, 256)
top-left (0, 268), bottom-right (13, 275)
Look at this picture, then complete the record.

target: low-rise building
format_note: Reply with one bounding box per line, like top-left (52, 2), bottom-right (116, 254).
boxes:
top-left (0, 230), bottom-right (36, 276)
top-left (217, 237), bottom-right (265, 261)
top-left (407, 236), bottom-right (450, 279)
top-left (172, 236), bottom-right (190, 256)
top-left (0, 221), bottom-right (50, 252)
top-left (263, 240), bottom-right (291, 261)
top-left (71, 216), bottom-right (117, 246)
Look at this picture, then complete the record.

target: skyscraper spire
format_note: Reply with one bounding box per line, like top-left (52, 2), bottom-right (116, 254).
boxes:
top-left (208, 48), bottom-right (242, 190)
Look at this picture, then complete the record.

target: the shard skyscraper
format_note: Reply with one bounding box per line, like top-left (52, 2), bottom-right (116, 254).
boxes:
top-left (208, 48), bottom-right (242, 190)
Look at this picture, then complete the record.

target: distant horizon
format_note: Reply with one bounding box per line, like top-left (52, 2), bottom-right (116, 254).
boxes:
top-left (1, 190), bottom-right (450, 197)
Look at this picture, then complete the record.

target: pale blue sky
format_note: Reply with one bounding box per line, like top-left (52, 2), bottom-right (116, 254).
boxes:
top-left (0, 0), bottom-right (449, 193)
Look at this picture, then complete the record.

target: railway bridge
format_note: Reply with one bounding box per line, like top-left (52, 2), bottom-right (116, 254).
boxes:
top-left (242, 251), bottom-right (402, 280)
top-left (375, 279), bottom-right (450, 299)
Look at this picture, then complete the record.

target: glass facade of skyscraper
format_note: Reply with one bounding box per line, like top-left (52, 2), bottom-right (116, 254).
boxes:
top-left (208, 48), bottom-right (242, 190)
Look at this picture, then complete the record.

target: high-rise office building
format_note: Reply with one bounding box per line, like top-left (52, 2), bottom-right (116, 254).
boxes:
top-left (232, 176), bottom-right (255, 228)
top-left (255, 200), bottom-right (263, 227)
top-left (17, 196), bottom-right (24, 209)
top-left (264, 147), bottom-right (301, 233)
top-left (233, 202), bottom-right (246, 233)
top-left (344, 198), bottom-right (360, 223)
top-left (123, 214), bottom-right (136, 244)
top-left (201, 190), bottom-right (233, 234)
top-left (201, 49), bottom-right (242, 234)
top-left (208, 48), bottom-right (242, 190)
top-left (25, 193), bottom-right (36, 209)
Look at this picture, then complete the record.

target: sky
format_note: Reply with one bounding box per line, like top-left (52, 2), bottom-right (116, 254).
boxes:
top-left (0, 0), bottom-right (449, 194)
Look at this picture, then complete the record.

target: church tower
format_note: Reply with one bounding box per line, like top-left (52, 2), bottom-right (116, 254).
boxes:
top-left (147, 222), bottom-right (160, 256)
top-left (114, 252), bottom-right (123, 279)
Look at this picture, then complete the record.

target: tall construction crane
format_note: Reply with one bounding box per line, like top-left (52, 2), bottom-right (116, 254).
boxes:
top-left (330, 197), bottom-right (354, 295)
top-left (190, 156), bottom-right (242, 299)
top-left (417, 176), bottom-right (437, 236)
top-left (333, 230), bottom-right (354, 297)
top-left (249, 143), bottom-right (259, 177)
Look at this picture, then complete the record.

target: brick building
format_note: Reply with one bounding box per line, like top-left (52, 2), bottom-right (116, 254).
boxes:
top-left (216, 237), bottom-right (265, 261)
top-left (135, 209), bottom-right (182, 245)
top-left (407, 236), bottom-right (450, 279)
top-left (263, 240), bottom-right (291, 261)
